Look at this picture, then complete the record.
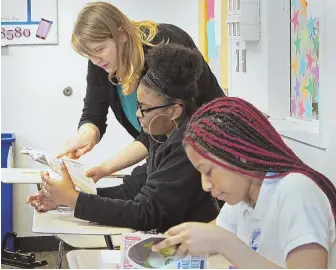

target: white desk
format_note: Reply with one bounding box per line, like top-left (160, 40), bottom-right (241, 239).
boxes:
top-left (1, 168), bottom-right (124, 247)
top-left (1, 168), bottom-right (126, 185)
top-left (55, 234), bottom-right (121, 249)
top-left (1, 168), bottom-right (51, 184)
top-left (33, 207), bottom-right (131, 268)
top-left (32, 208), bottom-right (132, 236)
top-left (67, 250), bottom-right (121, 269)
top-left (96, 178), bottom-right (123, 188)
top-left (1, 167), bottom-right (128, 267)
top-left (66, 250), bottom-right (232, 269)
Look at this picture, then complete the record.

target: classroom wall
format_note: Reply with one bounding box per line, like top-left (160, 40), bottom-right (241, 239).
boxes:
top-left (228, 0), bottom-right (290, 116)
top-left (1, 0), bottom-right (198, 237)
top-left (228, 0), bottom-right (335, 181)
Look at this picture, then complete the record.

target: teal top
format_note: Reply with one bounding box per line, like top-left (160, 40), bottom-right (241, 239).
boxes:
top-left (117, 84), bottom-right (141, 132)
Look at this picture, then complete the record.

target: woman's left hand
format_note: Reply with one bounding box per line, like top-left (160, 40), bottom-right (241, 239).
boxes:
top-left (152, 222), bottom-right (227, 256)
top-left (41, 162), bottom-right (79, 208)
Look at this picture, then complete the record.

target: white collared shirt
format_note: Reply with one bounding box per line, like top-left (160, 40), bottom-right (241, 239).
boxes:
top-left (216, 173), bottom-right (336, 268)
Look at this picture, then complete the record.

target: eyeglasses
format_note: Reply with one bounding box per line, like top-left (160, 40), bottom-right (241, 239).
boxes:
top-left (137, 102), bottom-right (183, 117)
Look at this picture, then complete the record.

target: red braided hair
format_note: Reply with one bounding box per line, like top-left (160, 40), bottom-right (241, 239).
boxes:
top-left (184, 97), bottom-right (336, 219)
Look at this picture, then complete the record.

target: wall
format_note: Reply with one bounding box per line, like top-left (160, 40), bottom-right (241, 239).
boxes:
top-left (228, 0), bottom-right (335, 181)
top-left (228, 0), bottom-right (290, 116)
top-left (1, 0), bottom-right (198, 237)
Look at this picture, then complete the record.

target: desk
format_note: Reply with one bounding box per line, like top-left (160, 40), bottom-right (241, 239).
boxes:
top-left (1, 168), bottom-right (126, 185)
top-left (96, 178), bottom-right (123, 188)
top-left (1, 168), bottom-right (124, 247)
top-left (32, 208), bottom-right (132, 236)
top-left (33, 208), bottom-right (132, 268)
top-left (2, 167), bottom-right (128, 268)
top-left (66, 250), bottom-right (232, 269)
top-left (54, 234), bottom-right (121, 249)
top-left (67, 250), bottom-right (121, 269)
top-left (1, 168), bottom-right (51, 184)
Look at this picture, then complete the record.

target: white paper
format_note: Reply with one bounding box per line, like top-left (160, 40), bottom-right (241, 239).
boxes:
top-left (20, 147), bottom-right (97, 194)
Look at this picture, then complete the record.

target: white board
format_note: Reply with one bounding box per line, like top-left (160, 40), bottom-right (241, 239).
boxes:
top-left (1, 0), bottom-right (58, 46)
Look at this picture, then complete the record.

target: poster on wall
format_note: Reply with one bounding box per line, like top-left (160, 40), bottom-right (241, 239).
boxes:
top-left (290, 0), bottom-right (323, 120)
top-left (1, 0), bottom-right (58, 46)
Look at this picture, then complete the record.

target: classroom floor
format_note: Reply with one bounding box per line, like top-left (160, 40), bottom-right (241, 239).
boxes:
top-left (1, 251), bottom-right (69, 269)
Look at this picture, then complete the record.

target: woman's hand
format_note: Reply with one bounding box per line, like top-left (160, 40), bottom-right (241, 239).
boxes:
top-left (41, 162), bottom-right (79, 208)
top-left (57, 123), bottom-right (100, 159)
top-left (152, 222), bottom-right (228, 256)
top-left (85, 165), bottom-right (109, 183)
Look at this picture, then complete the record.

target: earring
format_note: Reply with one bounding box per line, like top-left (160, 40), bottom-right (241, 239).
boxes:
top-left (148, 114), bottom-right (179, 144)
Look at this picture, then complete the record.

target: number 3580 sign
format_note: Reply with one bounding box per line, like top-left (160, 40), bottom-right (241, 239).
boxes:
top-left (1, 27), bottom-right (31, 40)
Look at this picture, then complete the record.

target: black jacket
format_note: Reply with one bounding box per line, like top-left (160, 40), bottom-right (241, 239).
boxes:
top-left (78, 23), bottom-right (225, 149)
top-left (74, 119), bottom-right (219, 232)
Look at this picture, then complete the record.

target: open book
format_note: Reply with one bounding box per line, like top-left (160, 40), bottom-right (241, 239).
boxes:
top-left (20, 147), bottom-right (97, 194)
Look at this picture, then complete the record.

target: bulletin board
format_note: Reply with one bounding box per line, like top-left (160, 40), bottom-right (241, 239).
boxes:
top-left (1, 0), bottom-right (58, 46)
top-left (290, 0), bottom-right (322, 120)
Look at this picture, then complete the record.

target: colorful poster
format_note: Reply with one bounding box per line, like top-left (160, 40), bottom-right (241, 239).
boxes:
top-left (207, 19), bottom-right (217, 58)
top-left (207, 0), bottom-right (215, 19)
top-left (290, 0), bottom-right (319, 120)
top-left (206, 0), bottom-right (217, 59)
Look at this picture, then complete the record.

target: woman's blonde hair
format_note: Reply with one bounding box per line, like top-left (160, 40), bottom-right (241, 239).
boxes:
top-left (71, 2), bottom-right (159, 95)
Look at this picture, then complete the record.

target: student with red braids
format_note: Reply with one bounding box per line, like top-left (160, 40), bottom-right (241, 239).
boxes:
top-left (153, 97), bottom-right (336, 268)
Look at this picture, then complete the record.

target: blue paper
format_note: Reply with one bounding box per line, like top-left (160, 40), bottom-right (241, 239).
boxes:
top-left (207, 19), bottom-right (217, 59)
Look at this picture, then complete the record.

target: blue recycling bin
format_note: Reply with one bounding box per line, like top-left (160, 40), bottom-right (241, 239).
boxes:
top-left (1, 133), bottom-right (16, 250)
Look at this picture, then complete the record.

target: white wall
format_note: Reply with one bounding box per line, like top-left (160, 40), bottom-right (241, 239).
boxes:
top-left (228, 0), bottom-right (290, 116)
top-left (1, 0), bottom-right (198, 237)
top-left (228, 0), bottom-right (335, 181)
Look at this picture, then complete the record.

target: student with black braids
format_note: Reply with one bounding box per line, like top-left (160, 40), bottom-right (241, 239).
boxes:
top-left (153, 97), bottom-right (336, 268)
top-left (27, 44), bottom-right (218, 233)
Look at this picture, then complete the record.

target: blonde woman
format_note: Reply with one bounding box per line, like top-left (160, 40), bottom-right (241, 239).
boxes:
top-left (57, 2), bottom-right (224, 181)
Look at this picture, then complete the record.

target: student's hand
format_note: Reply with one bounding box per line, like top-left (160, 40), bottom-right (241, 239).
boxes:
top-left (41, 162), bottom-right (79, 208)
top-left (152, 222), bottom-right (227, 256)
top-left (85, 165), bottom-right (109, 183)
top-left (57, 124), bottom-right (100, 159)
top-left (26, 189), bottom-right (58, 212)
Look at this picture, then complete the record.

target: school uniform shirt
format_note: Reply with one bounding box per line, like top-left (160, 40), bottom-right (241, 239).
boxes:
top-left (74, 118), bottom-right (219, 233)
top-left (216, 173), bottom-right (336, 268)
top-left (78, 23), bottom-right (224, 149)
